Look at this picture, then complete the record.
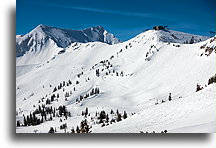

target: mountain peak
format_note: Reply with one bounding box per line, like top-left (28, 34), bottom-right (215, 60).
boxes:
top-left (16, 25), bottom-right (121, 57)
top-left (137, 28), bottom-right (209, 44)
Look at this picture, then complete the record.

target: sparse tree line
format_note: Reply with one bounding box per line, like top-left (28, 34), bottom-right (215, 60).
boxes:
top-left (140, 130), bottom-right (168, 133)
top-left (52, 79), bottom-right (73, 93)
top-left (17, 105), bottom-right (71, 127)
top-left (208, 74), bottom-right (216, 85)
top-left (200, 40), bottom-right (216, 56)
top-left (95, 61), bottom-right (132, 78)
top-left (76, 87), bottom-right (100, 103)
top-left (155, 93), bottom-right (172, 105)
top-left (196, 74), bottom-right (216, 92)
top-left (72, 119), bottom-right (92, 133)
top-left (91, 109), bottom-right (128, 127)
top-left (145, 44), bottom-right (159, 61)
top-left (70, 108), bottom-right (129, 133)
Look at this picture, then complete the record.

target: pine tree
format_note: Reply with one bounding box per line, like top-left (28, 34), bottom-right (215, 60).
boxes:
top-left (38, 105), bottom-right (42, 113)
top-left (99, 110), bottom-right (106, 120)
top-left (85, 107), bottom-right (88, 117)
top-left (110, 109), bottom-right (114, 114)
top-left (196, 83), bottom-right (203, 92)
top-left (53, 87), bottom-right (57, 92)
top-left (189, 36), bottom-right (195, 44)
top-left (76, 126), bottom-right (80, 133)
top-left (71, 128), bottom-right (75, 133)
top-left (48, 127), bottom-right (55, 133)
top-left (96, 69), bottom-right (100, 77)
top-left (123, 111), bottom-right (127, 119)
top-left (120, 71), bottom-right (123, 76)
top-left (116, 109), bottom-right (119, 115)
top-left (81, 111), bottom-right (84, 116)
top-left (168, 93), bottom-right (172, 101)
top-left (116, 72), bottom-right (119, 76)
top-left (30, 113), bottom-right (33, 125)
top-left (41, 115), bottom-right (44, 123)
top-left (17, 120), bottom-right (21, 127)
top-left (116, 111), bottom-right (122, 122)
top-left (106, 114), bottom-right (109, 123)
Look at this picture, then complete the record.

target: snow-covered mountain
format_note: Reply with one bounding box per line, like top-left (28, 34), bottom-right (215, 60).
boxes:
top-left (16, 25), bottom-right (120, 65)
top-left (16, 26), bottom-right (216, 133)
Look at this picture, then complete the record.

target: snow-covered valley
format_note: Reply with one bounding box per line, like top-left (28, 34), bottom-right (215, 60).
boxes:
top-left (16, 25), bottom-right (216, 133)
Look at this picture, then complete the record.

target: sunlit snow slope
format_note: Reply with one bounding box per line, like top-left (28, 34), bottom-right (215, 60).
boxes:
top-left (16, 27), bottom-right (215, 133)
top-left (16, 25), bottom-right (121, 65)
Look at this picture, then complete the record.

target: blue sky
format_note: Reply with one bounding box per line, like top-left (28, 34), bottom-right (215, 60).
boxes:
top-left (17, 0), bottom-right (215, 41)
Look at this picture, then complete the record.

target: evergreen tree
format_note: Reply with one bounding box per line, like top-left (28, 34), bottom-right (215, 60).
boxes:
top-left (71, 128), bottom-right (75, 133)
top-left (38, 105), bottom-right (42, 113)
top-left (46, 99), bottom-right (51, 105)
top-left (85, 107), bottom-right (88, 117)
top-left (120, 71), bottom-right (124, 76)
top-left (53, 87), bottom-right (57, 92)
top-left (98, 110), bottom-right (106, 120)
top-left (48, 127), bottom-right (55, 133)
top-left (208, 75), bottom-right (216, 85)
top-left (168, 93), bottom-right (172, 101)
top-left (123, 111), bottom-right (127, 119)
top-left (116, 72), bottom-right (119, 76)
top-left (81, 111), bottom-right (84, 116)
top-left (189, 36), bottom-right (195, 44)
top-left (196, 83), bottom-right (203, 92)
top-left (96, 69), bottom-right (100, 77)
top-left (116, 112), bottom-right (122, 122)
top-left (29, 113), bottom-right (33, 125)
top-left (116, 109), bottom-right (119, 115)
top-left (17, 120), bottom-right (21, 127)
top-left (23, 116), bottom-right (27, 126)
top-left (106, 114), bottom-right (109, 123)
top-left (76, 126), bottom-right (80, 133)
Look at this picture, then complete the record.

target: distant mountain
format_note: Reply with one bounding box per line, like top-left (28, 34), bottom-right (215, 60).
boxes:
top-left (16, 25), bottom-right (121, 57)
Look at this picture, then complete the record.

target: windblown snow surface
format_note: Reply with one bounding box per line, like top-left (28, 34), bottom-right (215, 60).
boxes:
top-left (16, 27), bottom-right (216, 133)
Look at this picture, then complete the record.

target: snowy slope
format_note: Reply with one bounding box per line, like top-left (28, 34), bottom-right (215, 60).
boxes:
top-left (16, 28), bottom-right (215, 133)
top-left (16, 25), bottom-right (120, 65)
top-left (93, 84), bottom-right (216, 133)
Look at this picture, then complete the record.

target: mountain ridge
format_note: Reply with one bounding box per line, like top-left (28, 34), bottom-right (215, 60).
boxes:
top-left (16, 24), bottom-right (216, 133)
top-left (16, 24), bottom-right (121, 58)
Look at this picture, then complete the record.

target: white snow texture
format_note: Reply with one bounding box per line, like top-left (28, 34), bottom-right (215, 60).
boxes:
top-left (16, 25), bottom-right (215, 133)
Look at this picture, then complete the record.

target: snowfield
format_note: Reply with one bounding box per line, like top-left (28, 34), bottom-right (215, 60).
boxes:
top-left (16, 25), bottom-right (216, 133)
